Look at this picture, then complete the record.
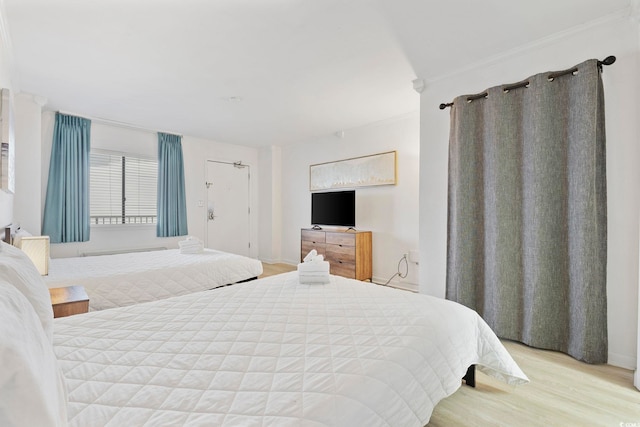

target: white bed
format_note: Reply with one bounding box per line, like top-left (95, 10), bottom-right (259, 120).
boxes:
top-left (0, 242), bottom-right (528, 426)
top-left (45, 248), bottom-right (263, 311)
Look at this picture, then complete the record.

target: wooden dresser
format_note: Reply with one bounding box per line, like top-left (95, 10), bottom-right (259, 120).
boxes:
top-left (300, 228), bottom-right (372, 281)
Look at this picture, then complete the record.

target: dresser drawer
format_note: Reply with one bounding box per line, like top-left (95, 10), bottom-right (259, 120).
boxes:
top-left (301, 230), bottom-right (326, 243)
top-left (325, 232), bottom-right (355, 246)
top-left (301, 241), bottom-right (326, 261)
top-left (330, 261), bottom-right (356, 279)
top-left (325, 244), bottom-right (356, 263)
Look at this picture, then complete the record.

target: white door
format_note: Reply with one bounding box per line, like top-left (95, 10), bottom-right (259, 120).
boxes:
top-left (206, 161), bottom-right (250, 256)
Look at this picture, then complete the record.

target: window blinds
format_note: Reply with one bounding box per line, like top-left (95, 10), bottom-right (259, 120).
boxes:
top-left (89, 151), bottom-right (157, 224)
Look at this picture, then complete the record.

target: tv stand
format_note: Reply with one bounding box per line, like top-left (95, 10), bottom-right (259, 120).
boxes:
top-left (301, 228), bottom-right (372, 281)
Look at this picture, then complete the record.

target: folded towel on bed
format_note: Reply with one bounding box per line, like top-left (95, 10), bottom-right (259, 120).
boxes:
top-left (179, 236), bottom-right (204, 254)
top-left (298, 273), bottom-right (330, 284)
top-left (180, 244), bottom-right (203, 254)
top-left (297, 261), bottom-right (329, 273)
top-left (298, 249), bottom-right (330, 284)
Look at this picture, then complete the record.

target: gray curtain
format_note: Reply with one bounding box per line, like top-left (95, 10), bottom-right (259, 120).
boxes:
top-left (446, 59), bottom-right (607, 364)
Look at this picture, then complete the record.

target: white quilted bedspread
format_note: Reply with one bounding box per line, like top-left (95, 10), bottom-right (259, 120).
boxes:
top-left (45, 249), bottom-right (263, 311)
top-left (53, 272), bottom-right (528, 427)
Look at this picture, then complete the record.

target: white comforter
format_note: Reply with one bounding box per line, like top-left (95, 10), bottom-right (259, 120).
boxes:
top-left (53, 272), bottom-right (528, 426)
top-left (45, 249), bottom-right (263, 311)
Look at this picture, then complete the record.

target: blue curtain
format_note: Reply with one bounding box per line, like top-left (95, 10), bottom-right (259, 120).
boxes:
top-left (157, 132), bottom-right (188, 237)
top-left (42, 113), bottom-right (91, 243)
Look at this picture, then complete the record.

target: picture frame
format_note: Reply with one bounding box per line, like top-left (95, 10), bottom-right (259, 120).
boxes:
top-left (0, 88), bottom-right (15, 194)
top-left (309, 151), bottom-right (396, 191)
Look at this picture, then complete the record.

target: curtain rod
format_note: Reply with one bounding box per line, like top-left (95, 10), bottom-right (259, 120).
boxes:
top-left (438, 55), bottom-right (616, 110)
top-left (56, 110), bottom-right (182, 137)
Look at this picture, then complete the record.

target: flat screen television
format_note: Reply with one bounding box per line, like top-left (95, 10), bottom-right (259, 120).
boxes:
top-left (311, 190), bottom-right (355, 228)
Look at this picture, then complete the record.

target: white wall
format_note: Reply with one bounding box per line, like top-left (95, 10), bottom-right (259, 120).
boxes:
top-left (258, 145), bottom-right (282, 264)
top-left (419, 15), bottom-right (639, 370)
top-left (41, 111), bottom-right (261, 258)
top-left (0, 9), bottom-right (13, 227)
top-left (13, 94), bottom-right (43, 234)
top-left (280, 112), bottom-right (420, 289)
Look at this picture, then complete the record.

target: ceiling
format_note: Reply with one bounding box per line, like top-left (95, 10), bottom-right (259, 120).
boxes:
top-left (2, 0), bottom-right (630, 147)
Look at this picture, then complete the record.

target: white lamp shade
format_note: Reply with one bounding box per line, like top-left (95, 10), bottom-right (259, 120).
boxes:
top-left (17, 236), bottom-right (49, 275)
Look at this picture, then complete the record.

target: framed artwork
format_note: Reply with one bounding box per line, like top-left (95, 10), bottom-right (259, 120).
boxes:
top-left (0, 88), bottom-right (15, 194)
top-left (309, 151), bottom-right (397, 191)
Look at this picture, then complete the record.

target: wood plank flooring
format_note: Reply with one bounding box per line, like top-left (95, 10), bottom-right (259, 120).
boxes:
top-left (259, 263), bottom-right (640, 426)
top-left (259, 262), bottom-right (296, 278)
top-left (429, 341), bottom-right (640, 426)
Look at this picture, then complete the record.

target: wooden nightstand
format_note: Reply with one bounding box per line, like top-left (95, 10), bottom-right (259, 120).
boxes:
top-left (49, 286), bottom-right (89, 318)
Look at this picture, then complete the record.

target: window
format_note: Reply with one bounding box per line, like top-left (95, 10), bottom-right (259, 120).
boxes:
top-left (90, 150), bottom-right (157, 224)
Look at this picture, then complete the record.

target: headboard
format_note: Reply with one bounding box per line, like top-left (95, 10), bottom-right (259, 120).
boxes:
top-left (2, 224), bottom-right (17, 244)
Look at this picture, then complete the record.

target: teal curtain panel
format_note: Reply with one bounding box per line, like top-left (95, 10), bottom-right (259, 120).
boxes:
top-left (42, 113), bottom-right (91, 243)
top-left (446, 59), bottom-right (608, 364)
top-left (157, 132), bottom-right (188, 237)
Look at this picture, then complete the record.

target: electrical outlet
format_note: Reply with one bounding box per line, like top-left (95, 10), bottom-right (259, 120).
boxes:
top-left (408, 250), bottom-right (420, 264)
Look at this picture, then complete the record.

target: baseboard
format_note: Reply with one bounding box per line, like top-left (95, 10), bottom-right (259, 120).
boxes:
top-left (371, 276), bottom-right (418, 292)
top-left (608, 352), bottom-right (636, 371)
top-left (282, 258), bottom-right (299, 266)
top-left (82, 246), bottom-right (167, 257)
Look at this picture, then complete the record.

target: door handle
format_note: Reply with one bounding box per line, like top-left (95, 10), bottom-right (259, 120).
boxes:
top-left (208, 209), bottom-right (216, 221)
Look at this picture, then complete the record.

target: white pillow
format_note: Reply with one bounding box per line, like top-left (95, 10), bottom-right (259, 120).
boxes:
top-left (0, 241), bottom-right (54, 341)
top-left (0, 280), bottom-right (68, 427)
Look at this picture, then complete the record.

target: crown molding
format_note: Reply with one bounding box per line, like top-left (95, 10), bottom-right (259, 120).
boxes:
top-left (426, 7), bottom-right (630, 85)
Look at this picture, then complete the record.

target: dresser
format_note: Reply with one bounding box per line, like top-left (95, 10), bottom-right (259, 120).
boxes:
top-left (300, 228), bottom-right (372, 281)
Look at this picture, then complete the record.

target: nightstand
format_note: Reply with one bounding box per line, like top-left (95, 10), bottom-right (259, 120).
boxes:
top-left (49, 286), bottom-right (89, 318)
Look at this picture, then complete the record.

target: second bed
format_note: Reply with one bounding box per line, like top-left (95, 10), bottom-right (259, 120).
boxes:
top-left (45, 248), bottom-right (263, 311)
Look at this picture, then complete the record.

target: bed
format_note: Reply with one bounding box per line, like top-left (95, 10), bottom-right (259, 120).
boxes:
top-left (0, 241), bottom-right (528, 427)
top-left (3, 224), bottom-right (263, 311)
top-left (44, 248), bottom-right (264, 311)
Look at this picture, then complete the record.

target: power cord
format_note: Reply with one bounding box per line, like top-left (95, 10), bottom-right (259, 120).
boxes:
top-left (381, 253), bottom-right (409, 286)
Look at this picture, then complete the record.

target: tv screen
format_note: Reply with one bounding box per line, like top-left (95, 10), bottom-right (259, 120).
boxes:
top-left (311, 190), bottom-right (355, 227)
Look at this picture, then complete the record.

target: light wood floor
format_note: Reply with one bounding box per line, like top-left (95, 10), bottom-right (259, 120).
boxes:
top-left (429, 341), bottom-right (639, 426)
top-left (259, 263), bottom-right (640, 426)
top-left (259, 262), bottom-right (296, 278)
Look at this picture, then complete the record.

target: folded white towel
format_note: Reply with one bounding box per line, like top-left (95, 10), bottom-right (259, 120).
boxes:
top-left (299, 274), bottom-right (330, 284)
top-left (299, 249), bottom-right (330, 284)
top-left (179, 236), bottom-right (202, 247)
top-left (297, 261), bottom-right (330, 273)
top-left (179, 238), bottom-right (201, 245)
top-left (179, 242), bottom-right (202, 249)
top-left (180, 248), bottom-right (201, 254)
top-left (180, 242), bottom-right (204, 254)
